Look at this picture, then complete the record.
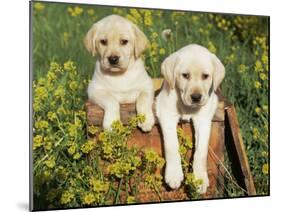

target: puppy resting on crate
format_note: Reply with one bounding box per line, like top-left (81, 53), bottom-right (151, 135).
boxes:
top-left (156, 44), bottom-right (225, 193)
top-left (84, 15), bottom-right (155, 131)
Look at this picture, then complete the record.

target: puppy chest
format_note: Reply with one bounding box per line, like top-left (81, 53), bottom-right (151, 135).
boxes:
top-left (112, 89), bottom-right (140, 103)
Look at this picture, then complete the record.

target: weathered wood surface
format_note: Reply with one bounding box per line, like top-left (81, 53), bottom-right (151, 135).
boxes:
top-left (225, 104), bottom-right (256, 195)
top-left (85, 100), bottom-right (225, 126)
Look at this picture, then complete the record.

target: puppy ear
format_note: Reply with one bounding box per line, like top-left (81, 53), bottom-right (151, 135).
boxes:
top-left (212, 54), bottom-right (225, 91)
top-left (84, 24), bottom-right (98, 56)
top-left (133, 24), bottom-right (149, 58)
top-left (161, 53), bottom-right (179, 90)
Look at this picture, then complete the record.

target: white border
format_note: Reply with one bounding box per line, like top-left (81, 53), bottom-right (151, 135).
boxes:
top-left (0, 0), bottom-right (280, 212)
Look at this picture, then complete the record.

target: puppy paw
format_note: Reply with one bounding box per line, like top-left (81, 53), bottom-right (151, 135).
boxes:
top-left (138, 112), bottom-right (155, 132)
top-left (193, 169), bottom-right (209, 194)
top-left (165, 162), bottom-right (184, 190)
top-left (103, 112), bottom-right (120, 130)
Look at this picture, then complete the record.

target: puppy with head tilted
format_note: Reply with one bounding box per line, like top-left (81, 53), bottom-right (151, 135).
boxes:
top-left (84, 15), bottom-right (155, 131)
top-left (156, 44), bottom-right (225, 194)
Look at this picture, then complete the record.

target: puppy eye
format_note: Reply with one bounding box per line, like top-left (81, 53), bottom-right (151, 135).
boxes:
top-left (182, 73), bottom-right (190, 80)
top-left (100, 39), bottom-right (107, 45)
top-left (120, 39), bottom-right (128, 45)
top-left (202, 74), bottom-right (209, 80)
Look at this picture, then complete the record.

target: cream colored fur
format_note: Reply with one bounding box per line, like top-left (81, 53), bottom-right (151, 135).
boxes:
top-left (85, 15), bottom-right (154, 131)
top-left (156, 44), bottom-right (225, 193)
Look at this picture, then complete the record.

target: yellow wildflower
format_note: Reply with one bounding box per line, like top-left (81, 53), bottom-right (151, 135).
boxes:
top-left (143, 10), bottom-right (153, 27)
top-left (89, 177), bottom-right (109, 192)
top-left (34, 86), bottom-right (48, 100)
top-left (67, 144), bottom-right (76, 155)
top-left (33, 135), bottom-right (43, 150)
top-left (238, 64), bottom-right (248, 73)
top-left (144, 17), bottom-right (152, 27)
top-left (145, 149), bottom-right (158, 163)
top-left (87, 9), bottom-right (94, 16)
top-left (259, 73), bottom-right (267, 81)
top-left (151, 32), bottom-right (158, 39)
top-left (47, 71), bottom-right (57, 82)
top-left (54, 86), bottom-right (65, 99)
top-left (127, 196), bottom-right (136, 204)
top-left (83, 193), bottom-right (95, 205)
top-left (261, 151), bottom-right (268, 157)
top-left (35, 120), bottom-right (49, 129)
top-left (225, 54), bottom-right (236, 64)
top-left (60, 191), bottom-right (74, 204)
top-left (44, 156), bottom-right (56, 168)
top-left (159, 48), bottom-right (166, 55)
top-left (34, 3), bottom-right (45, 11)
top-left (69, 81), bottom-right (78, 91)
top-left (262, 53), bottom-right (268, 65)
top-left (128, 9), bottom-right (142, 24)
top-left (73, 152), bottom-right (81, 160)
top-left (255, 107), bottom-right (261, 115)
top-left (254, 81), bottom-right (262, 89)
top-left (208, 42), bottom-right (216, 54)
top-left (47, 111), bottom-right (57, 121)
top-left (253, 127), bottom-right (260, 140)
top-left (33, 98), bottom-right (41, 112)
top-left (255, 60), bottom-right (263, 72)
top-left (81, 140), bottom-right (95, 154)
top-left (126, 14), bottom-right (138, 24)
top-left (67, 6), bottom-right (83, 17)
top-left (262, 163), bottom-right (269, 175)
top-left (192, 15), bottom-right (199, 21)
top-left (44, 142), bottom-right (52, 151)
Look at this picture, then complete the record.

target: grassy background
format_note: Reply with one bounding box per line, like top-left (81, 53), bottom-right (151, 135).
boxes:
top-left (32, 1), bottom-right (269, 208)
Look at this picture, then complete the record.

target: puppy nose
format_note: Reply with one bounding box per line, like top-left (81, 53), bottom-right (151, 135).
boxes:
top-left (108, 55), bottom-right (119, 65)
top-left (191, 93), bottom-right (202, 103)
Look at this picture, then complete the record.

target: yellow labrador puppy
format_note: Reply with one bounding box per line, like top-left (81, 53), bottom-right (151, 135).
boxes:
top-left (84, 15), bottom-right (155, 131)
top-left (156, 44), bottom-right (225, 193)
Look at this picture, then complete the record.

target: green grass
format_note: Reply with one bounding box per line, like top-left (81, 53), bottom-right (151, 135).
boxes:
top-left (32, 1), bottom-right (269, 209)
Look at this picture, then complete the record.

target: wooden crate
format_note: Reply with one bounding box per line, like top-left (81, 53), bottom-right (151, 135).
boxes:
top-left (85, 78), bottom-right (256, 201)
top-left (86, 99), bottom-right (225, 201)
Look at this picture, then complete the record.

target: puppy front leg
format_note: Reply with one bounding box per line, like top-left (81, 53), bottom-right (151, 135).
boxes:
top-left (159, 115), bottom-right (183, 189)
top-left (89, 90), bottom-right (120, 130)
top-left (192, 118), bottom-right (212, 194)
top-left (136, 91), bottom-right (155, 132)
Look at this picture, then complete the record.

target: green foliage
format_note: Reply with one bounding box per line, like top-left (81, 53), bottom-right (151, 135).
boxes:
top-left (32, 1), bottom-right (269, 209)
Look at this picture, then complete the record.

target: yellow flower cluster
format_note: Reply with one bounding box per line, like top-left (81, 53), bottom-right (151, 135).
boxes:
top-left (262, 163), bottom-right (268, 175)
top-left (215, 16), bottom-right (231, 31)
top-left (44, 156), bottom-right (56, 169)
top-left (89, 177), bottom-right (109, 192)
top-left (83, 193), bottom-right (95, 205)
top-left (81, 140), bottom-right (95, 154)
top-left (35, 120), bottom-right (49, 130)
top-left (238, 64), bottom-right (248, 74)
top-left (33, 135), bottom-right (43, 150)
top-left (126, 9), bottom-right (153, 27)
top-left (60, 190), bottom-right (74, 205)
top-left (126, 196), bottom-right (136, 204)
top-left (34, 3), bottom-right (45, 12)
top-left (67, 6), bottom-right (83, 17)
top-left (207, 41), bottom-right (217, 54)
top-left (87, 9), bottom-right (94, 16)
top-left (145, 149), bottom-right (165, 168)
